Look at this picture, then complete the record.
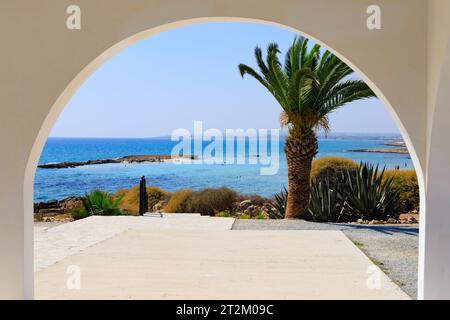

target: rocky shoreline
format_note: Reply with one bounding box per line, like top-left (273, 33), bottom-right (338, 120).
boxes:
top-left (38, 154), bottom-right (197, 169)
top-left (34, 196), bottom-right (84, 222)
top-left (384, 141), bottom-right (407, 147)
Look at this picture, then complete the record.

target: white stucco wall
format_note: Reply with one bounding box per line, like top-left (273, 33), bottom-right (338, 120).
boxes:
top-left (421, 0), bottom-right (450, 300)
top-left (0, 0), bottom-right (448, 299)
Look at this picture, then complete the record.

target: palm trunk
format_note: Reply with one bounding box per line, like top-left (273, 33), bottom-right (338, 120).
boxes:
top-left (284, 135), bottom-right (318, 219)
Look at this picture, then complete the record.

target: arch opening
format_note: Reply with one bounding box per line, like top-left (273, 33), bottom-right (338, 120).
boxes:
top-left (27, 18), bottom-right (425, 299)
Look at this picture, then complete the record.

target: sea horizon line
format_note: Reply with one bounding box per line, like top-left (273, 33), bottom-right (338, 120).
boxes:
top-left (47, 132), bottom-right (403, 140)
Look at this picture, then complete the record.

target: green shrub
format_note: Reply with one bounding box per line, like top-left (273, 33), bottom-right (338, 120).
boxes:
top-left (84, 190), bottom-right (122, 216)
top-left (342, 163), bottom-right (400, 220)
top-left (116, 185), bottom-right (170, 214)
top-left (72, 190), bottom-right (122, 218)
top-left (254, 212), bottom-right (267, 219)
top-left (163, 189), bottom-right (194, 213)
top-left (237, 214), bottom-right (251, 219)
top-left (216, 210), bottom-right (232, 217)
top-left (147, 186), bottom-right (171, 211)
top-left (115, 186), bottom-right (140, 214)
top-left (186, 187), bottom-right (237, 216)
top-left (384, 170), bottom-right (419, 213)
top-left (267, 186), bottom-right (288, 219)
top-left (311, 157), bottom-right (358, 183)
top-left (308, 178), bottom-right (347, 222)
top-left (71, 206), bottom-right (91, 220)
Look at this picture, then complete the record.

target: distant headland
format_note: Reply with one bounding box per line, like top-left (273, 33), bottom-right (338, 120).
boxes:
top-left (347, 148), bottom-right (409, 155)
top-left (347, 139), bottom-right (408, 155)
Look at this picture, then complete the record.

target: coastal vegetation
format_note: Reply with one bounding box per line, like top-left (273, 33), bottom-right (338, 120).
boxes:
top-left (309, 178), bottom-right (347, 222)
top-left (311, 157), bottom-right (359, 184)
top-left (274, 162), bottom-right (402, 222)
top-left (266, 186), bottom-right (288, 219)
top-left (163, 189), bottom-right (193, 213)
top-left (115, 185), bottom-right (169, 214)
top-left (238, 37), bottom-right (375, 219)
top-left (184, 188), bottom-right (237, 216)
top-left (342, 164), bottom-right (400, 220)
top-left (384, 170), bottom-right (419, 213)
top-left (71, 190), bottom-right (122, 220)
top-left (34, 158), bottom-right (419, 224)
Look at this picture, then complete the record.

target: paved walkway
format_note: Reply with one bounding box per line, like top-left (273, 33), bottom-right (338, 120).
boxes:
top-left (35, 215), bottom-right (409, 299)
top-left (233, 220), bottom-right (418, 298)
top-left (34, 215), bottom-right (234, 271)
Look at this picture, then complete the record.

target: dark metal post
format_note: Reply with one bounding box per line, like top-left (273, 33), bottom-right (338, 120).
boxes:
top-left (139, 176), bottom-right (148, 215)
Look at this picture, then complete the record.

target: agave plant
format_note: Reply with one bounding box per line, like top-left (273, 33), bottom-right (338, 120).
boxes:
top-left (308, 178), bottom-right (346, 222)
top-left (238, 37), bottom-right (375, 219)
top-left (342, 163), bottom-right (400, 220)
top-left (83, 190), bottom-right (122, 216)
top-left (267, 186), bottom-right (288, 219)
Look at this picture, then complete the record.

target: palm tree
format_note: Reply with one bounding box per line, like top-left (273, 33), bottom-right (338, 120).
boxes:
top-left (238, 37), bottom-right (375, 219)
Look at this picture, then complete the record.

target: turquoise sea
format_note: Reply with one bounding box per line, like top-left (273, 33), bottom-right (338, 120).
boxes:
top-left (34, 135), bottom-right (413, 202)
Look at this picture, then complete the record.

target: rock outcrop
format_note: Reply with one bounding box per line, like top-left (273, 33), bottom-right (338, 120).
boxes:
top-left (347, 148), bottom-right (409, 155)
top-left (34, 196), bottom-right (84, 216)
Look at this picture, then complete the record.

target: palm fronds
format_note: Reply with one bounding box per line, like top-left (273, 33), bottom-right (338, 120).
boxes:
top-left (238, 36), bottom-right (376, 137)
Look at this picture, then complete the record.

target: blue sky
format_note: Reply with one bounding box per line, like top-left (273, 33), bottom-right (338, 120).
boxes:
top-left (50, 22), bottom-right (400, 138)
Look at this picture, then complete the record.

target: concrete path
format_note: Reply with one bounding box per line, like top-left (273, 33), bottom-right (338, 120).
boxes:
top-left (233, 219), bottom-right (418, 298)
top-left (34, 214), bottom-right (234, 271)
top-left (35, 215), bottom-right (409, 299)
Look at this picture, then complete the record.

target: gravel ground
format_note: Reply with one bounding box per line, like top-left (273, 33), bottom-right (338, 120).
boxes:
top-left (232, 220), bottom-right (419, 299)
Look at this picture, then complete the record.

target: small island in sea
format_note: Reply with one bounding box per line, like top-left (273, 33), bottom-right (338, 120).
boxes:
top-left (38, 154), bottom-right (197, 169)
top-left (347, 148), bottom-right (409, 155)
top-left (347, 139), bottom-right (409, 155)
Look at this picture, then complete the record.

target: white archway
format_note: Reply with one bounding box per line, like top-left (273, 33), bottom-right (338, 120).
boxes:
top-left (1, 1), bottom-right (437, 299)
top-left (26, 18), bottom-right (425, 298)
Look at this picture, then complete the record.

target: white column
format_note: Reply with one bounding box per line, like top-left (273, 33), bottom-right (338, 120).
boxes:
top-left (0, 162), bottom-right (33, 299)
top-left (420, 43), bottom-right (450, 299)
